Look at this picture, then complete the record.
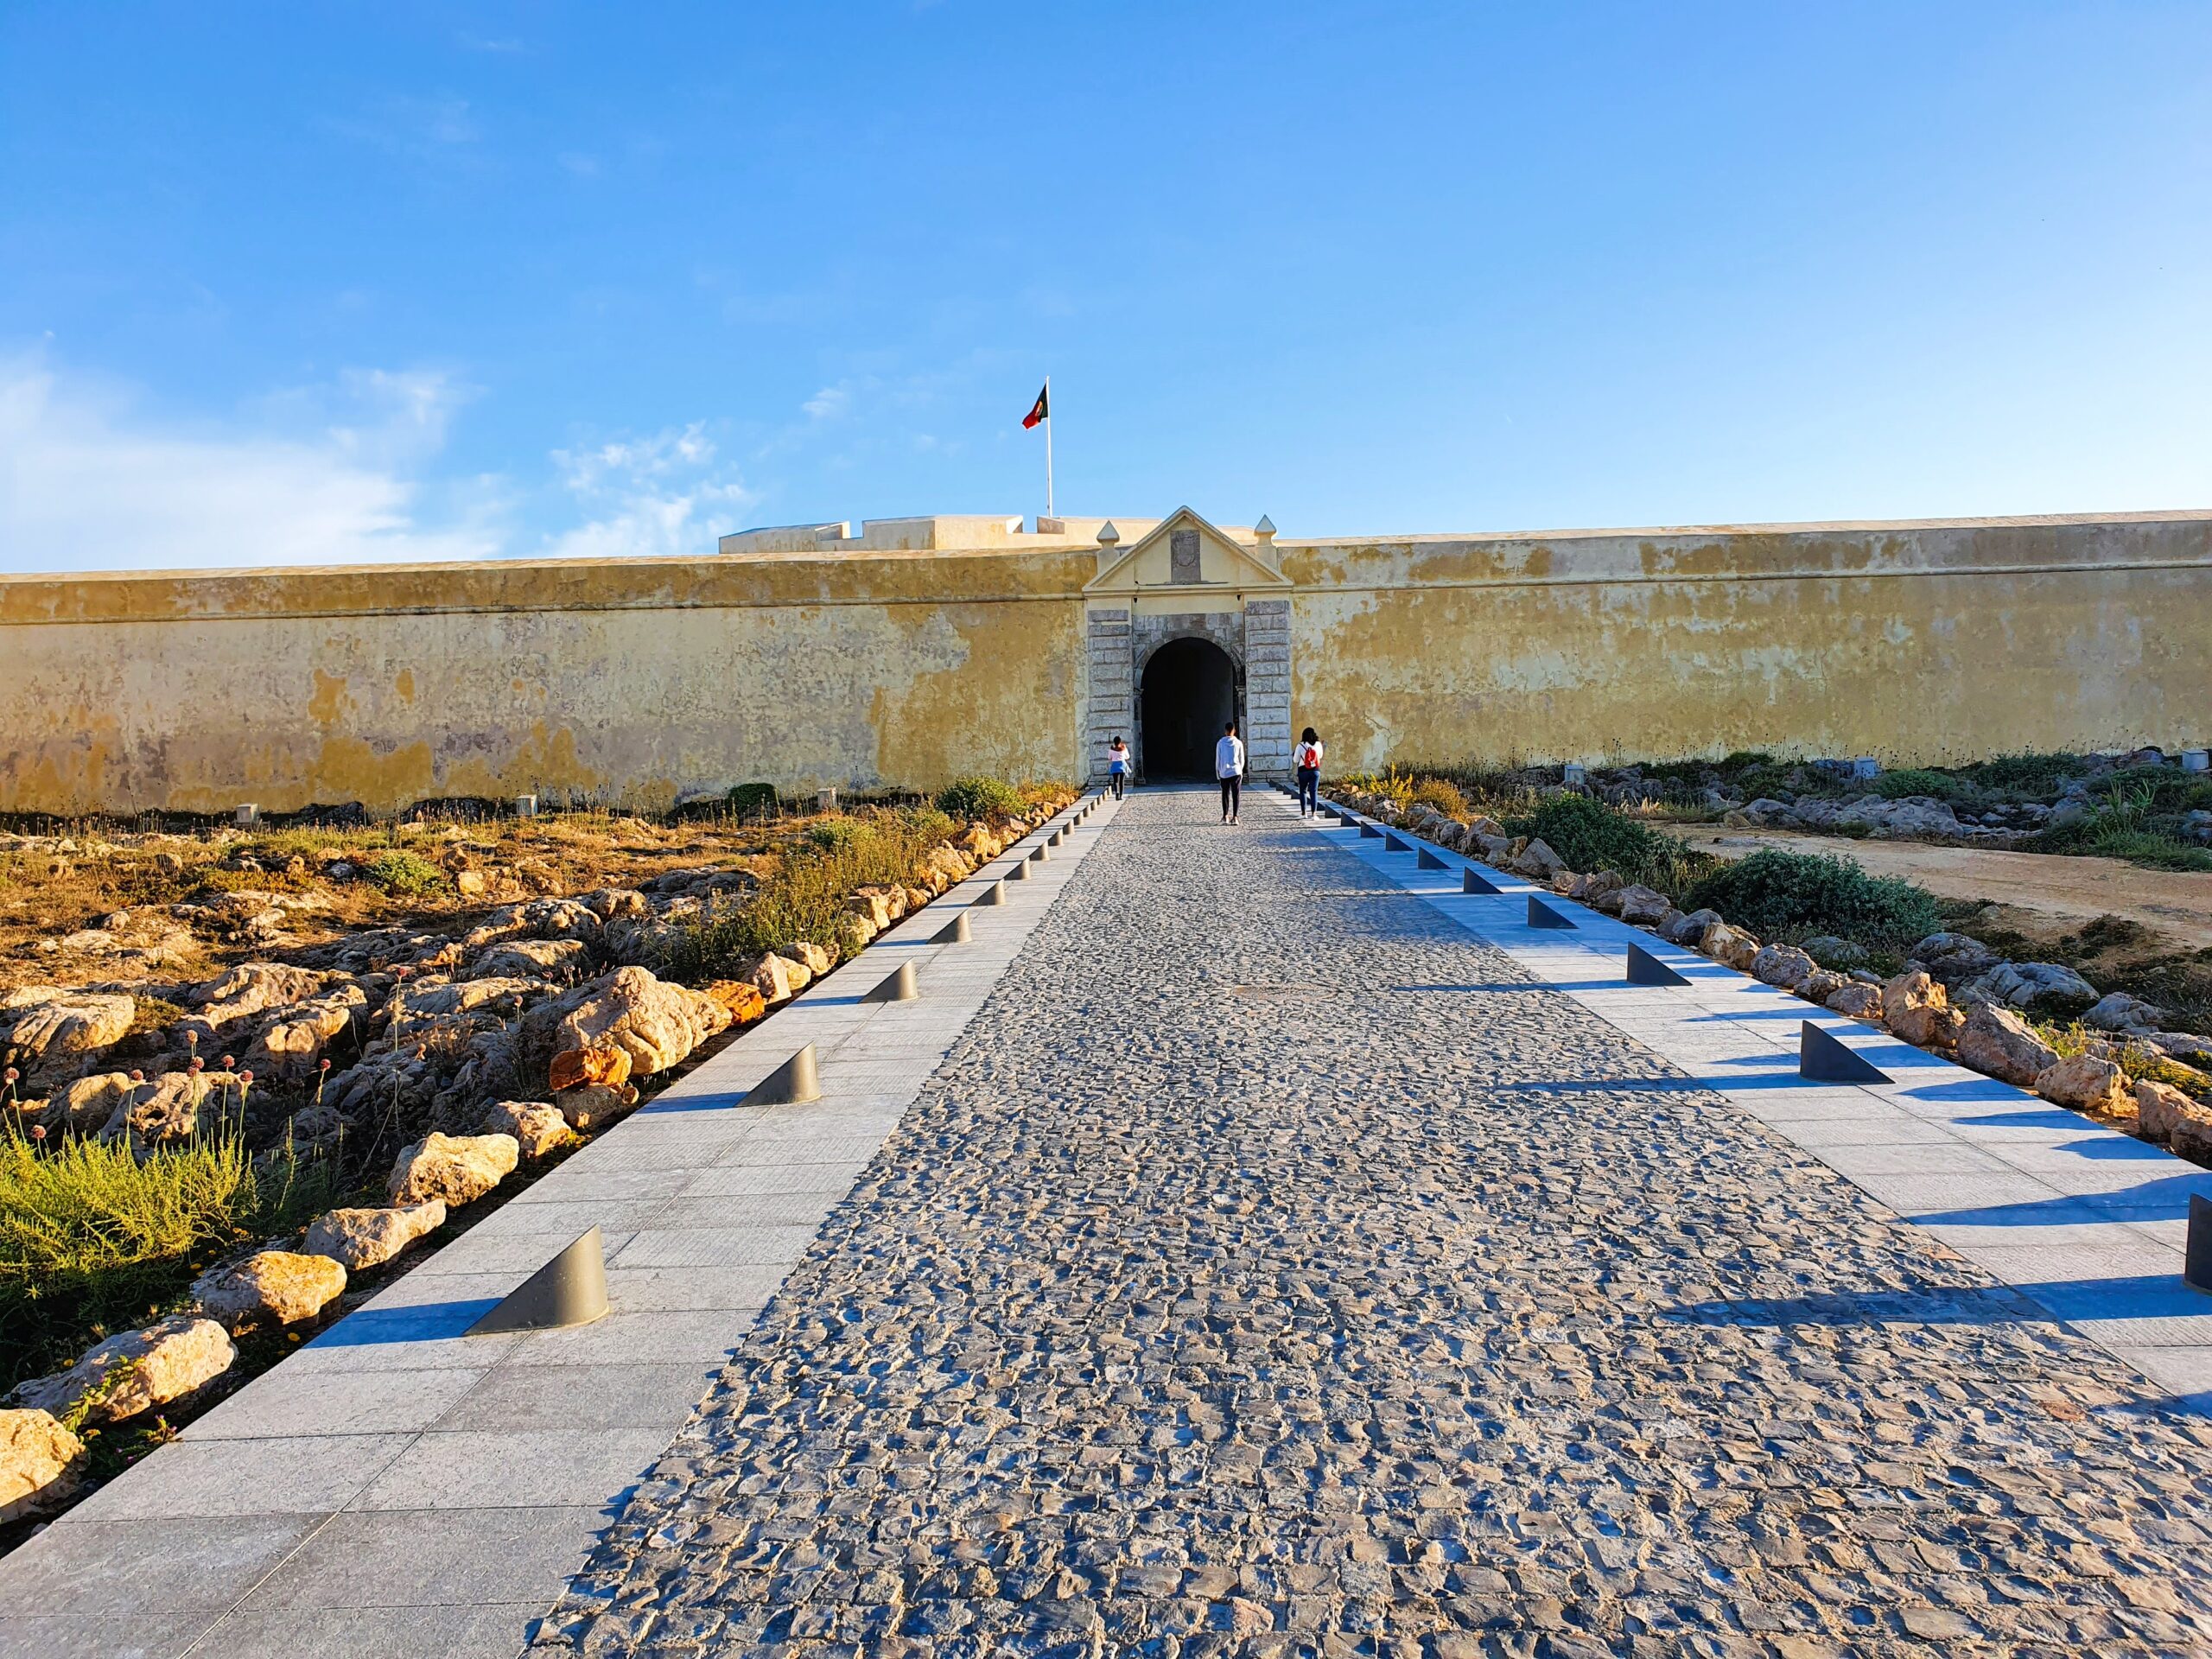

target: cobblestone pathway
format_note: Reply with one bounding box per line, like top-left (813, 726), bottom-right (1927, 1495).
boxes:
top-left (536, 789), bottom-right (2212, 1658)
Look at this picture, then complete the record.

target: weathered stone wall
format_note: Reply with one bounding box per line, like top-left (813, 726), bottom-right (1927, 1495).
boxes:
top-left (2, 511), bottom-right (2204, 814)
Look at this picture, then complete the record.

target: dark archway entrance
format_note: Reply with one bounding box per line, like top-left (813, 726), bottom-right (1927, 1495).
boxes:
top-left (1139, 638), bottom-right (1238, 779)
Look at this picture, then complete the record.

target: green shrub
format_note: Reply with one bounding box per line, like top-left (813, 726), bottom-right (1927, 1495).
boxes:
top-left (934, 778), bottom-right (1024, 822)
top-left (1871, 768), bottom-right (1974, 801)
top-left (727, 783), bottom-right (779, 819)
top-left (807, 817), bottom-right (862, 852)
top-left (1958, 752), bottom-right (2082, 795)
top-left (1685, 849), bottom-right (1940, 947)
top-left (0, 1132), bottom-right (346, 1389)
top-left (1521, 796), bottom-right (1702, 895)
top-left (361, 850), bottom-right (446, 896)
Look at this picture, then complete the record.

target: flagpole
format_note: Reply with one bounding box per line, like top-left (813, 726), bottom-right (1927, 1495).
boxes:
top-left (1044, 375), bottom-right (1054, 518)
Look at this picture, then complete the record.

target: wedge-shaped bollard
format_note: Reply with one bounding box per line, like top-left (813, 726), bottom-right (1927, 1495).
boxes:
top-left (1030, 844), bottom-right (1050, 862)
top-left (1006, 860), bottom-right (1033, 881)
top-left (1359, 823), bottom-right (1382, 839)
top-left (974, 878), bottom-right (1008, 906)
top-left (865, 960), bottom-right (920, 1002)
top-left (467, 1226), bottom-right (608, 1336)
top-left (2188, 1194), bottom-right (2211, 1294)
top-left (1048, 829), bottom-right (1064, 846)
top-left (1625, 943), bottom-right (1692, 987)
top-left (1799, 1021), bottom-right (1892, 1084)
top-left (1384, 832), bottom-right (1409, 853)
top-left (932, 912), bottom-right (972, 944)
top-left (1417, 848), bottom-right (1446, 870)
top-left (743, 1043), bottom-right (822, 1106)
top-left (1527, 895), bottom-right (1575, 929)
top-left (1463, 868), bottom-right (1502, 894)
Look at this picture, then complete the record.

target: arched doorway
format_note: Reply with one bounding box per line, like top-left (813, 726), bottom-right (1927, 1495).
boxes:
top-left (1139, 638), bottom-right (1239, 779)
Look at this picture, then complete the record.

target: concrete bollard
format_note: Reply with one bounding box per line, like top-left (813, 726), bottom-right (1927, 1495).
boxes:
top-left (1625, 943), bottom-right (1691, 987)
top-left (1359, 823), bottom-right (1382, 838)
top-left (514, 795), bottom-right (538, 817)
top-left (1799, 1021), bottom-right (1892, 1084)
top-left (2184, 749), bottom-right (2210, 774)
top-left (1417, 849), bottom-right (1446, 870)
top-left (974, 879), bottom-right (1008, 906)
top-left (2188, 1194), bottom-right (2211, 1293)
top-left (864, 960), bottom-right (920, 1002)
top-left (932, 911), bottom-right (972, 944)
top-left (1463, 868), bottom-right (1502, 894)
top-left (817, 788), bottom-right (838, 813)
top-left (467, 1227), bottom-right (608, 1335)
top-left (1384, 832), bottom-right (1410, 853)
top-left (1006, 859), bottom-right (1033, 881)
top-left (235, 804), bottom-right (258, 828)
top-left (743, 1044), bottom-right (822, 1106)
top-left (1029, 844), bottom-right (1050, 863)
top-left (1526, 895), bottom-right (1575, 929)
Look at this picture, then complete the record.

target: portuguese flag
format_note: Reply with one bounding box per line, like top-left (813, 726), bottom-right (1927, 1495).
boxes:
top-left (1021, 383), bottom-right (1049, 429)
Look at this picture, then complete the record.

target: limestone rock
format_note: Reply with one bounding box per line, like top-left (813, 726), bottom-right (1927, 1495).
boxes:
top-left (1801, 969), bottom-right (1848, 1002)
top-left (1956, 1004), bottom-right (2062, 1088)
top-left (1882, 971), bottom-right (1963, 1050)
top-left (1698, 921), bottom-right (1760, 972)
top-left (188, 961), bottom-right (328, 1027)
top-left (702, 980), bottom-right (768, 1025)
top-left (482, 1099), bottom-right (573, 1158)
top-left (1516, 838), bottom-right (1566, 879)
top-left (3, 993), bottom-right (134, 1079)
top-left (470, 937), bottom-right (594, 982)
top-left (50, 1071), bottom-right (137, 1136)
top-left (0, 1409), bottom-right (84, 1521)
top-left (2136, 1080), bottom-right (2212, 1159)
top-left (552, 1082), bottom-right (639, 1132)
top-left (549, 967), bottom-right (732, 1091)
top-left (2036, 1054), bottom-right (2132, 1119)
top-left (1802, 934), bottom-right (1869, 969)
top-left (303, 1201), bottom-right (448, 1271)
top-left (2084, 992), bottom-right (2170, 1034)
top-left (191, 1250), bottom-right (346, 1331)
top-left (547, 1039), bottom-right (632, 1094)
top-left (748, 952), bottom-right (808, 1006)
top-left (1567, 871), bottom-right (1624, 906)
top-left (98, 1070), bottom-right (246, 1150)
top-left (1824, 982), bottom-right (1884, 1020)
top-left (10, 1316), bottom-right (235, 1425)
top-left (1662, 908), bottom-right (1719, 945)
top-left (1910, 932), bottom-right (1999, 979)
top-left (243, 986), bottom-right (366, 1082)
top-left (789, 941), bottom-right (836, 977)
top-left (1615, 886), bottom-right (1671, 925)
top-left (1751, 945), bottom-right (1818, 992)
top-left (389, 1131), bottom-right (518, 1207)
top-left (1966, 960), bottom-right (2100, 1016)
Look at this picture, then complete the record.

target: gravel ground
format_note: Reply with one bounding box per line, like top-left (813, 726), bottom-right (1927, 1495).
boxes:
top-left (531, 787), bottom-right (2212, 1658)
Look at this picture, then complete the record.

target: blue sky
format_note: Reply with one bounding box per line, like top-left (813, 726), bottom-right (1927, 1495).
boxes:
top-left (3, 2), bottom-right (2209, 572)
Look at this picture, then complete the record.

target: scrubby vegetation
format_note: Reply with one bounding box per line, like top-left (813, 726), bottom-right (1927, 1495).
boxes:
top-left (934, 777), bottom-right (1027, 822)
top-left (1684, 849), bottom-right (1942, 947)
top-left (671, 805), bottom-right (959, 979)
top-left (1506, 796), bottom-right (1704, 897)
top-left (0, 1131), bottom-right (346, 1389)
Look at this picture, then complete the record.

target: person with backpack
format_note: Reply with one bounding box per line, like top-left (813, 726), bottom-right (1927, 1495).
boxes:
top-left (1215, 720), bottom-right (1245, 824)
top-left (1294, 727), bottom-right (1324, 817)
top-left (1105, 735), bottom-right (1131, 798)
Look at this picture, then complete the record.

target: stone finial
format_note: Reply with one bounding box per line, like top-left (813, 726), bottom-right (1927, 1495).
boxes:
top-left (1254, 514), bottom-right (1276, 544)
top-left (1096, 521), bottom-right (1120, 546)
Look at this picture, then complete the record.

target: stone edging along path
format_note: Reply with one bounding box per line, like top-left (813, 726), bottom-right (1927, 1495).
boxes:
top-left (1270, 785), bottom-right (2212, 1414)
top-left (0, 793), bottom-right (1122, 1659)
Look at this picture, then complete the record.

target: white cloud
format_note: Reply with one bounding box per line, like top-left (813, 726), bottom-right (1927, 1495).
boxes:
top-left (804, 384), bottom-right (852, 421)
top-left (0, 358), bottom-right (506, 574)
top-left (540, 423), bottom-right (755, 562)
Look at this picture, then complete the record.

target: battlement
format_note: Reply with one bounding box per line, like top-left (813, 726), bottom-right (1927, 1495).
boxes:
top-left (718, 514), bottom-right (1161, 556)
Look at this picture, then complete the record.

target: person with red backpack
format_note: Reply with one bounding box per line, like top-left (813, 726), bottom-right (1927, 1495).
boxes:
top-left (1294, 727), bottom-right (1324, 817)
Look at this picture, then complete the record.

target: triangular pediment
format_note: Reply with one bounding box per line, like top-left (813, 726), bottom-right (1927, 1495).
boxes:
top-left (1084, 506), bottom-right (1290, 594)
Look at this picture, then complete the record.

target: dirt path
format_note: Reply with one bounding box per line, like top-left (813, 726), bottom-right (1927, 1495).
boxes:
top-left (1662, 824), bottom-right (2212, 950)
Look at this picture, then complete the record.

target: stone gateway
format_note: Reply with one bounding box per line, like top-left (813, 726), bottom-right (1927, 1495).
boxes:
top-left (1, 505), bottom-right (2207, 812)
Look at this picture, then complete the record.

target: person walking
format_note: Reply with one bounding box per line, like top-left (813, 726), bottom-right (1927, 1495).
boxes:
top-left (1215, 720), bottom-right (1245, 824)
top-left (1105, 735), bottom-right (1130, 799)
top-left (1294, 727), bottom-right (1324, 817)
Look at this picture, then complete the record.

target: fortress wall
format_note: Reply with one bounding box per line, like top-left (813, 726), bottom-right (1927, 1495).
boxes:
top-left (2, 513), bottom-right (2204, 814)
top-left (1279, 514), bottom-right (2212, 772)
top-left (0, 551), bottom-right (1093, 815)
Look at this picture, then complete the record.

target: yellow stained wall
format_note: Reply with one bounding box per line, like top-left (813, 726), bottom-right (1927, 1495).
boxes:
top-left (0, 550), bottom-right (1091, 814)
top-left (1, 512), bottom-right (2205, 813)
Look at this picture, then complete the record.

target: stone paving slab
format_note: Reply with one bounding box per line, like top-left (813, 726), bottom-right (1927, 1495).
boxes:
top-left (528, 786), bottom-right (2212, 1657)
top-left (0, 798), bottom-right (1119, 1659)
top-left (1288, 787), bottom-right (2212, 1413)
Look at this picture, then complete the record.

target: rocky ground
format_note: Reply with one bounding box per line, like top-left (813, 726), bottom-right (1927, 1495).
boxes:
top-left (0, 790), bottom-right (1072, 1535)
top-left (536, 787), bottom-right (2212, 1657)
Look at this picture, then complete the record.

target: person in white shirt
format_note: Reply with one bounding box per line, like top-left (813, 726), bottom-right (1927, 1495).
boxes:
top-left (1105, 735), bottom-right (1130, 799)
top-left (1294, 727), bottom-right (1324, 817)
top-left (1215, 721), bottom-right (1245, 824)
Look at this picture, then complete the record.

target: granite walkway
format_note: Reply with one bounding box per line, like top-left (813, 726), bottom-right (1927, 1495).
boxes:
top-left (529, 787), bottom-right (2212, 1657)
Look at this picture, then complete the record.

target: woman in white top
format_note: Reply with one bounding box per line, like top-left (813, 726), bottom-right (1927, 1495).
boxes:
top-left (1215, 721), bottom-right (1245, 824)
top-left (1294, 727), bottom-right (1323, 817)
top-left (1106, 735), bottom-right (1130, 799)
